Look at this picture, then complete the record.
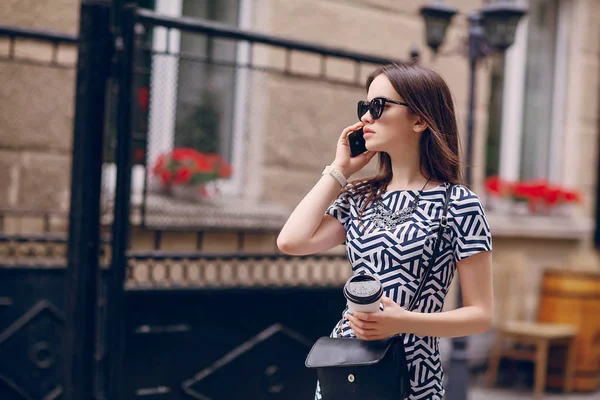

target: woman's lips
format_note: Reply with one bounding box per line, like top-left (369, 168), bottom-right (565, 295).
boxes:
top-left (363, 128), bottom-right (375, 138)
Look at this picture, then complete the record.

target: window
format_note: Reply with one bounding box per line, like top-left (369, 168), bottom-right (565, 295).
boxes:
top-left (103, 0), bottom-right (250, 204)
top-left (175, 0), bottom-right (238, 160)
top-left (486, 0), bottom-right (571, 184)
top-left (147, 0), bottom-right (246, 197)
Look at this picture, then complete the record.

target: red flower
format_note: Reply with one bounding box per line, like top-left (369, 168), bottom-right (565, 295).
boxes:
top-left (512, 182), bottom-right (531, 200)
top-left (485, 176), bottom-right (501, 195)
top-left (527, 180), bottom-right (547, 199)
top-left (173, 167), bottom-right (193, 184)
top-left (152, 154), bottom-right (166, 176)
top-left (564, 190), bottom-right (582, 203)
top-left (484, 175), bottom-right (583, 212)
top-left (219, 163), bottom-right (232, 179)
top-left (485, 175), bottom-right (512, 197)
top-left (159, 170), bottom-right (172, 185)
top-left (544, 186), bottom-right (563, 206)
top-left (204, 153), bottom-right (232, 178)
top-left (151, 148), bottom-right (233, 189)
top-left (204, 153), bottom-right (222, 165)
top-left (193, 153), bottom-right (214, 173)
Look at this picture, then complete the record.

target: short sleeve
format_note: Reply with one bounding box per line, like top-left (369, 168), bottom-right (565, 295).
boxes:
top-left (449, 185), bottom-right (493, 262)
top-left (325, 190), bottom-right (352, 231)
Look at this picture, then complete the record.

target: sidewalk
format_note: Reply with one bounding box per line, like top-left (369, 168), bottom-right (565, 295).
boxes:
top-left (469, 387), bottom-right (600, 399)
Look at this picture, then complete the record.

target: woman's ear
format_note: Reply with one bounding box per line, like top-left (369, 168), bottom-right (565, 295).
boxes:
top-left (413, 116), bottom-right (428, 133)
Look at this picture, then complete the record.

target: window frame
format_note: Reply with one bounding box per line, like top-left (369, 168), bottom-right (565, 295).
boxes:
top-left (102, 0), bottom-right (252, 204)
top-left (497, 0), bottom-right (572, 185)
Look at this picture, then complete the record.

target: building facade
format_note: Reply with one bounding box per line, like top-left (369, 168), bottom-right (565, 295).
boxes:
top-left (1, 0), bottom-right (600, 364)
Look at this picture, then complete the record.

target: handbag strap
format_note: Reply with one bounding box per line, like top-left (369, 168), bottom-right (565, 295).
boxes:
top-left (406, 183), bottom-right (454, 312)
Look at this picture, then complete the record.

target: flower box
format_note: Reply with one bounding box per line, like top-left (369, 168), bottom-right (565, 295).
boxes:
top-left (151, 148), bottom-right (232, 202)
top-left (484, 176), bottom-right (583, 217)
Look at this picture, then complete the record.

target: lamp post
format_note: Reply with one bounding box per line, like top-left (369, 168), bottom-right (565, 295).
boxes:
top-left (418, 1), bottom-right (526, 400)
top-left (420, 0), bottom-right (526, 186)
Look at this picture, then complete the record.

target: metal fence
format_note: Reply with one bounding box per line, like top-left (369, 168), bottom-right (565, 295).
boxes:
top-left (0, 24), bottom-right (77, 66)
top-left (0, 25), bottom-right (82, 400)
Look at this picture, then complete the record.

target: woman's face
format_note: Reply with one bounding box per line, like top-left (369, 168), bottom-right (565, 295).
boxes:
top-left (360, 74), bottom-right (422, 152)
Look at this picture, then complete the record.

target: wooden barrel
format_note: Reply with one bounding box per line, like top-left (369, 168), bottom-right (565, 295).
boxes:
top-left (538, 269), bottom-right (600, 391)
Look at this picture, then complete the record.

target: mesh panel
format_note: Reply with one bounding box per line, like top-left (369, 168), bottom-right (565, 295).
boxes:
top-left (135, 23), bottom-right (387, 230)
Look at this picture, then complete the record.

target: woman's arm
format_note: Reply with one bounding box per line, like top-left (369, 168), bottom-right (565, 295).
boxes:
top-left (401, 250), bottom-right (493, 337)
top-left (346, 251), bottom-right (493, 339)
top-left (277, 122), bottom-right (376, 256)
top-left (276, 173), bottom-right (348, 256)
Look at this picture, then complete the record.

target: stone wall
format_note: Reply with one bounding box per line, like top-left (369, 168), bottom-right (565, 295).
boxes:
top-left (252, 0), bottom-right (492, 209)
top-left (564, 0), bottom-right (600, 228)
top-left (0, 0), bottom-right (79, 33)
top-left (0, 0), bottom-right (79, 212)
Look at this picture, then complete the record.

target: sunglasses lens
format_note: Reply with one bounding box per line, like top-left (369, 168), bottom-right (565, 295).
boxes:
top-left (357, 101), bottom-right (369, 119)
top-left (371, 98), bottom-right (384, 119)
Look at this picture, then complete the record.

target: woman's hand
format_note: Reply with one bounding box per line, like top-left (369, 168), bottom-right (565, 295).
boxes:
top-left (331, 122), bottom-right (377, 179)
top-left (345, 296), bottom-right (409, 340)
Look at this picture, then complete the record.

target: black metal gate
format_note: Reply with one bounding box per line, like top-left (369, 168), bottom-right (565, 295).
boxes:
top-left (0, 2), bottom-right (414, 399)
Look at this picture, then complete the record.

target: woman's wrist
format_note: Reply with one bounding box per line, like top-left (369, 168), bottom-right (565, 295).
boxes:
top-left (330, 163), bottom-right (352, 180)
top-left (322, 165), bottom-right (347, 188)
top-left (394, 309), bottom-right (416, 335)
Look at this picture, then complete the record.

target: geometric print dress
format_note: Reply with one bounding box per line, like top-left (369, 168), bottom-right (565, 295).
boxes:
top-left (315, 182), bottom-right (493, 400)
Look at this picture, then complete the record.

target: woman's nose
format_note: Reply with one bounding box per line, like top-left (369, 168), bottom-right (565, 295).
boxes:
top-left (360, 111), bottom-right (374, 124)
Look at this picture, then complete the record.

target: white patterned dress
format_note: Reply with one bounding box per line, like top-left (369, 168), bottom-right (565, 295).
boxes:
top-left (314, 182), bottom-right (492, 400)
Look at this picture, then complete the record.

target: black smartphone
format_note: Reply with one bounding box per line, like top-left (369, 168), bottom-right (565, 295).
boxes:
top-left (348, 128), bottom-right (367, 157)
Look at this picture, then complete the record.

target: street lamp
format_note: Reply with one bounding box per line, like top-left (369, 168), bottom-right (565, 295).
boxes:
top-left (418, 1), bottom-right (526, 400)
top-left (480, 1), bottom-right (528, 52)
top-left (419, 0), bottom-right (526, 186)
top-left (419, 1), bottom-right (457, 53)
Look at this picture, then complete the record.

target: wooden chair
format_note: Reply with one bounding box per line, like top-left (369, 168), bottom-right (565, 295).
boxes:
top-left (485, 253), bottom-right (578, 399)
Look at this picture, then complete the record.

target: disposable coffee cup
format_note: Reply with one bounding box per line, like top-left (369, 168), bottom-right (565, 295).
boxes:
top-left (343, 274), bottom-right (383, 313)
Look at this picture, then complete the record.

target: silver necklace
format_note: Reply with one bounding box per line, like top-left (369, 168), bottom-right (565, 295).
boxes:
top-left (371, 179), bottom-right (432, 231)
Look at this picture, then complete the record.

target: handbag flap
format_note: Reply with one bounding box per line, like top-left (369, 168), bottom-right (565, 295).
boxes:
top-left (305, 336), bottom-right (398, 368)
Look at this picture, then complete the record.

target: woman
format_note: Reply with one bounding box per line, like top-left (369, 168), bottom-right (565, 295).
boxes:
top-left (277, 63), bottom-right (493, 400)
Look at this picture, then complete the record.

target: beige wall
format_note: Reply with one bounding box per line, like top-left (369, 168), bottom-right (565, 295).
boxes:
top-left (0, 0), bottom-right (79, 211)
top-left (564, 0), bottom-right (600, 220)
top-left (0, 64), bottom-right (75, 210)
top-left (0, 0), bottom-right (79, 33)
top-left (252, 0), bottom-right (492, 209)
top-left (445, 235), bottom-right (594, 318)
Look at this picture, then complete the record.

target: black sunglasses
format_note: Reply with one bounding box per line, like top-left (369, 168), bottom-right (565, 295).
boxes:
top-left (357, 97), bottom-right (409, 120)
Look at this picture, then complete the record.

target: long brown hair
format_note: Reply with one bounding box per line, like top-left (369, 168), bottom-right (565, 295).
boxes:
top-left (345, 63), bottom-right (463, 213)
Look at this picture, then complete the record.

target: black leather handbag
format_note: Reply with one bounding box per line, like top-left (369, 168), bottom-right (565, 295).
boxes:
top-left (305, 184), bottom-right (454, 400)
